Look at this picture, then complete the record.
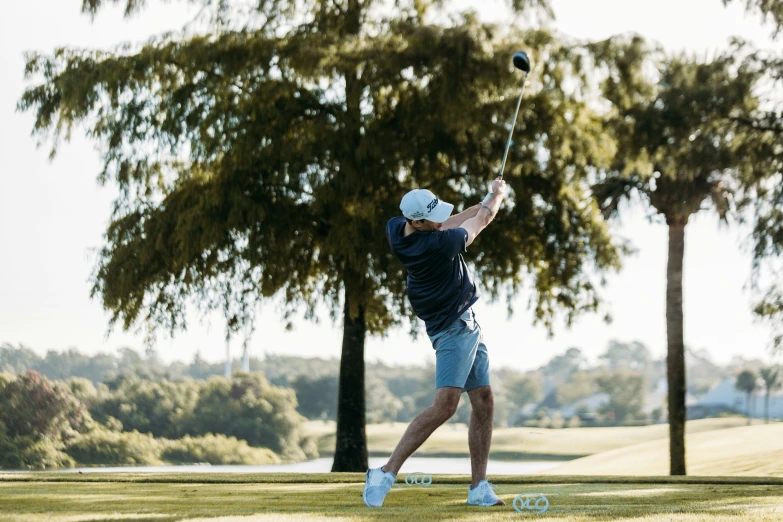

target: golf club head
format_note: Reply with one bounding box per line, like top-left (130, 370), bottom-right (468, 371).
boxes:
top-left (512, 51), bottom-right (530, 73)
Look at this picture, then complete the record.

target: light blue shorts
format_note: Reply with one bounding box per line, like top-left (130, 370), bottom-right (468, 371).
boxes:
top-left (428, 308), bottom-right (490, 392)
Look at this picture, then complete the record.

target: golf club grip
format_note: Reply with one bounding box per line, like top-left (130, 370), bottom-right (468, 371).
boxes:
top-left (498, 72), bottom-right (528, 179)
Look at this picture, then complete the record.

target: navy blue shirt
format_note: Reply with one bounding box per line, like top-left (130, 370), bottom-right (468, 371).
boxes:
top-left (386, 216), bottom-right (479, 336)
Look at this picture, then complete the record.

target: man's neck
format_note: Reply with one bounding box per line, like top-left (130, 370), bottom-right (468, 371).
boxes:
top-left (403, 222), bottom-right (416, 237)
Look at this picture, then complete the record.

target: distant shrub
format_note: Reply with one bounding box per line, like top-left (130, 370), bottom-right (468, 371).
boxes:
top-left (161, 434), bottom-right (281, 465)
top-left (298, 434), bottom-right (319, 460)
top-left (65, 429), bottom-right (163, 466)
top-left (186, 373), bottom-right (311, 460)
top-left (0, 371), bottom-right (89, 470)
top-left (0, 430), bottom-right (75, 470)
top-left (549, 413), bottom-right (565, 429)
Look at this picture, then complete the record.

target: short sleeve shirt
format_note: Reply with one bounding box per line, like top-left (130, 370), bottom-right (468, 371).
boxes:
top-left (386, 216), bottom-right (479, 336)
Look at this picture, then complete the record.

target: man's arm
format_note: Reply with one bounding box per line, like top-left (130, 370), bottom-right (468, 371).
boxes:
top-left (460, 177), bottom-right (507, 247)
top-left (440, 203), bottom-right (482, 230)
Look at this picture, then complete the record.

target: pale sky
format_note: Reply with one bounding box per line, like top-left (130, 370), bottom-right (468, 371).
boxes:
top-left (0, 0), bottom-right (778, 371)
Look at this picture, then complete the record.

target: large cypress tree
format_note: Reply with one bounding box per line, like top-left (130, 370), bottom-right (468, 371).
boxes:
top-left (20, 0), bottom-right (621, 471)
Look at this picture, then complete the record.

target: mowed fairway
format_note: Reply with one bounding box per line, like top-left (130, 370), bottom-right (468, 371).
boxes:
top-left (2, 474), bottom-right (783, 521)
top-left (309, 418), bottom-right (765, 459)
top-left (544, 423), bottom-right (783, 476)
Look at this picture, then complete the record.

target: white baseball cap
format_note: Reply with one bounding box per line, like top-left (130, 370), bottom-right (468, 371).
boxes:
top-left (400, 189), bottom-right (454, 223)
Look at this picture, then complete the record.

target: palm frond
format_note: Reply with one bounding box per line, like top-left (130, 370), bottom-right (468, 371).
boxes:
top-left (591, 177), bottom-right (648, 219)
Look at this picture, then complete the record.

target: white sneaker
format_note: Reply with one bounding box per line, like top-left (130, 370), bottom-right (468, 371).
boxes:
top-left (467, 479), bottom-right (506, 506)
top-left (363, 467), bottom-right (396, 507)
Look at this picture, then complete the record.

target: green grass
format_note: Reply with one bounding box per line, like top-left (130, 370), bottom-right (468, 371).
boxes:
top-left (545, 423), bottom-right (783, 476)
top-left (2, 473), bottom-right (783, 521)
top-left (307, 417), bottom-right (764, 459)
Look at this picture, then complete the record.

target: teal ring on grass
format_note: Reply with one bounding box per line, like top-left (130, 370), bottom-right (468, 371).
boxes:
top-left (513, 493), bottom-right (549, 514)
top-left (404, 472), bottom-right (432, 486)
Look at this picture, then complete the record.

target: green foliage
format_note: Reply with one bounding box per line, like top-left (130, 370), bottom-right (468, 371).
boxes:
top-left (66, 377), bottom-right (99, 404)
top-left (759, 367), bottom-right (781, 392)
top-left (725, 0), bottom-right (783, 34)
top-left (758, 366), bottom-right (781, 422)
top-left (600, 340), bottom-right (650, 371)
top-left (65, 428), bottom-right (163, 466)
top-left (364, 374), bottom-right (404, 424)
top-left (592, 37), bottom-right (765, 225)
top-left (186, 373), bottom-right (312, 459)
top-left (595, 370), bottom-right (646, 422)
top-left (0, 343), bottom-right (144, 384)
top-left (264, 355), bottom-right (340, 386)
top-left (0, 428), bottom-right (76, 470)
top-left (0, 367), bottom-right (314, 468)
top-left (539, 347), bottom-right (585, 384)
top-left (736, 369), bottom-right (758, 394)
top-left (0, 372), bottom-right (91, 469)
top-left (86, 372), bottom-right (314, 459)
top-left (749, 191), bottom-right (783, 352)
top-left (161, 434), bottom-right (281, 465)
top-left (0, 371), bottom-right (89, 441)
top-left (0, 343), bottom-right (239, 383)
top-left (0, 344), bottom-right (40, 374)
top-left (501, 372), bottom-right (542, 407)
top-left (90, 376), bottom-right (199, 438)
top-left (18, 8), bottom-right (622, 341)
top-left (64, 428), bottom-right (284, 466)
top-left (290, 374), bottom-right (339, 420)
top-left (555, 371), bottom-right (597, 406)
top-left (730, 0), bottom-right (783, 351)
top-left (34, 349), bottom-right (117, 382)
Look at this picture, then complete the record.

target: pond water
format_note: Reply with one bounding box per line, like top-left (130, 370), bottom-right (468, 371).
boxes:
top-left (39, 458), bottom-right (560, 475)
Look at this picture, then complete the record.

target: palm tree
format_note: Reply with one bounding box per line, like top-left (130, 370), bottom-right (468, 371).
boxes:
top-left (735, 369), bottom-right (758, 424)
top-left (759, 367), bottom-right (781, 423)
top-left (591, 38), bottom-right (763, 475)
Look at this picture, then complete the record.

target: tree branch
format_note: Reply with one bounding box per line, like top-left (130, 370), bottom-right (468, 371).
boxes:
top-left (730, 116), bottom-right (783, 134)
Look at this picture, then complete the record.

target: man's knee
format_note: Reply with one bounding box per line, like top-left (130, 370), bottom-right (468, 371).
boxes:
top-left (469, 386), bottom-right (494, 411)
top-left (433, 388), bottom-right (461, 421)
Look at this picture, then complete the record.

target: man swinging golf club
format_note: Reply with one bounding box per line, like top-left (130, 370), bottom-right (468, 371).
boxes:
top-left (364, 49), bottom-right (530, 509)
top-left (363, 175), bottom-right (507, 508)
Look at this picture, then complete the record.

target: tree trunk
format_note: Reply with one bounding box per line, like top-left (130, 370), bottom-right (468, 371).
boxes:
top-left (330, 0), bottom-right (368, 473)
top-left (765, 392), bottom-right (770, 424)
top-left (666, 221), bottom-right (687, 476)
top-left (331, 292), bottom-right (369, 472)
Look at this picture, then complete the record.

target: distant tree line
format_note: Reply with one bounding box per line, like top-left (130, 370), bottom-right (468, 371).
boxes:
top-left (3, 341), bottom-right (767, 432)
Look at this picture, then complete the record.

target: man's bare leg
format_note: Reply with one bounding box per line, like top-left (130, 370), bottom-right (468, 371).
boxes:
top-left (467, 386), bottom-right (495, 489)
top-left (382, 387), bottom-right (461, 475)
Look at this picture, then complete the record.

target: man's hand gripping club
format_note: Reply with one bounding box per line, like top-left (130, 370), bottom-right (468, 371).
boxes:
top-left (462, 176), bottom-right (507, 247)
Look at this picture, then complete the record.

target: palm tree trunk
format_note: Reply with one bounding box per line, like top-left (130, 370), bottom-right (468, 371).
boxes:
top-left (765, 392), bottom-right (770, 424)
top-left (331, 291), bottom-right (369, 472)
top-left (666, 221), bottom-right (687, 476)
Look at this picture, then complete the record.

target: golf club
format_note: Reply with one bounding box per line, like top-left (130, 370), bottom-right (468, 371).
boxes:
top-left (498, 50), bottom-right (531, 179)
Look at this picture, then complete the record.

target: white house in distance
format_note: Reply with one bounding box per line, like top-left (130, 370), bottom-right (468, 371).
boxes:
top-left (697, 376), bottom-right (783, 419)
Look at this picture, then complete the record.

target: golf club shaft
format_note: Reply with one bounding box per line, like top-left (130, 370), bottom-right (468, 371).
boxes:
top-left (498, 72), bottom-right (528, 179)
